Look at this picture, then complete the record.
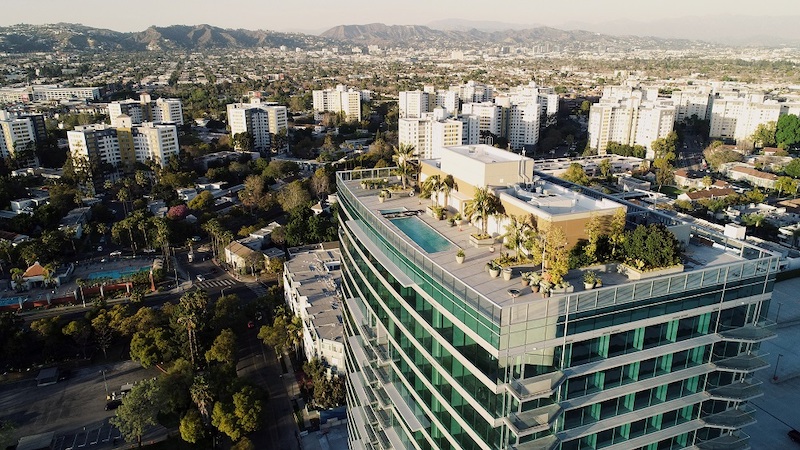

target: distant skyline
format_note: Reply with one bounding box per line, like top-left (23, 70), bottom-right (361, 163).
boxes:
top-left (2, 0), bottom-right (799, 34)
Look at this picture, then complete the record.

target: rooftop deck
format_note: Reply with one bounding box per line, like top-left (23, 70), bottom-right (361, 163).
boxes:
top-left (338, 168), bottom-right (779, 326)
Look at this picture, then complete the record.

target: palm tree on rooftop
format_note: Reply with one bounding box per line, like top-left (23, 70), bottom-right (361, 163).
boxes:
top-left (392, 144), bottom-right (416, 190)
top-left (464, 186), bottom-right (503, 237)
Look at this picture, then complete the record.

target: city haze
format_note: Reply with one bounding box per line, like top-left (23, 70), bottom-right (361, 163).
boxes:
top-left (1, 0), bottom-right (799, 42)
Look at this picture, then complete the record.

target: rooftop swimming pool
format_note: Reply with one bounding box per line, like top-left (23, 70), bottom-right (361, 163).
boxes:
top-left (0, 296), bottom-right (26, 307)
top-left (390, 216), bottom-right (454, 253)
top-left (88, 266), bottom-right (151, 281)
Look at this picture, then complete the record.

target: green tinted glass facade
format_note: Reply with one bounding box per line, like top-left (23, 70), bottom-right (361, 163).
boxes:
top-left (337, 169), bottom-right (777, 450)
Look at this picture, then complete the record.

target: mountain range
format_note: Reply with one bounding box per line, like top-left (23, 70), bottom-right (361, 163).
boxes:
top-left (0, 23), bottom-right (328, 52)
top-left (0, 20), bottom-right (784, 53)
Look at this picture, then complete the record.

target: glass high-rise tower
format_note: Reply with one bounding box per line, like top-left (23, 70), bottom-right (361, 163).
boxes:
top-left (337, 145), bottom-right (777, 450)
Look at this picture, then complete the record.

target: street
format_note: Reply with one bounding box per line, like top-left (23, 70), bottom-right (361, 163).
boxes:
top-left (237, 325), bottom-right (300, 450)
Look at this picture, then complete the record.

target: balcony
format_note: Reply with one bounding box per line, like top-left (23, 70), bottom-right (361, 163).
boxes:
top-left (513, 435), bottom-right (559, 450)
top-left (713, 353), bottom-right (769, 373)
top-left (507, 404), bottom-right (562, 437)
top-left (509, 371), bottom-right (566, 401)
top-left (719, 322), bottom-right (776, 343)
top-left (702, 405), bottom-right (757, 429)
top-left (692, 432), bottom-right (751, 450)
top-left (707, 380), bottom-right (763, 401)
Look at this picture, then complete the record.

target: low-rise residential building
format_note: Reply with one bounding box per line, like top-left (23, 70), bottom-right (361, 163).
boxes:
top-left (284, 243), bottom-right (344, 373)
top-left (677, 188), bottom-right (736, 203)
top-left (726, 165), bottom-right (778, 190)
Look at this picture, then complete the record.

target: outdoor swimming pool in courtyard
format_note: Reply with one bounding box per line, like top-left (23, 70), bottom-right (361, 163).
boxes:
top-left (88, 266), bottom-right (151, 281)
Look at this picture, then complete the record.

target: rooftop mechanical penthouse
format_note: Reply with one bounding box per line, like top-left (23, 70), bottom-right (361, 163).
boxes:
top-left (337, 144), bottom-right (778, 450)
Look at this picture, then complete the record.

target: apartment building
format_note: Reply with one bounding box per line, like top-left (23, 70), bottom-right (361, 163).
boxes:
top-left (461, 102), bottom-right (504, 138)
top-left (108, 94), bottom-right (184, 127)
top-left (0, 85), bottom-right (101, 103)
top-left (398, 109), bottom-right (466, 159)
top-left (588, 88), bottom-right (675, 155)
top-left (337, 144), bottom-right (776, 450)
top-left (708, 94), bottom-right (783, 142)
top-left (284, 244), bottom-right (345, 373)
top-left (670, 87), bottom-right (712, 123)
top-left (399, 90), bottom-right (431, 119)
top-left (68, 121), bottom-right (179, 170)
top-left (226, 99), bottom-right (288, 152)
top-left (313, 85), bottom-right (364, 121)
top-left (0, 111), bottom-right (41, 167)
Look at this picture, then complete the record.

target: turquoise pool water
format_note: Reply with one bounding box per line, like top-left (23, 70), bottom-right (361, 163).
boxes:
top-left (379, 207), bottom-right (408, 215)
top-left (0, 296), bottom-right (26, 307)
top-left (88, 266), bottom-right (151, 281)
top-left (391, 216), bottom-right (453, 253)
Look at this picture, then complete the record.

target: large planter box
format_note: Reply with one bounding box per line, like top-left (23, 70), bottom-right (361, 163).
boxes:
top-left (389, 188), bottom-right (414, 198)
top-left (469, 234), bottom-right (495, 248)
top-left (621, 264), bottom-right (685, 281)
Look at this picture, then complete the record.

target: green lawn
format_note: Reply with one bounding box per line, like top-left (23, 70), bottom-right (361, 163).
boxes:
top-left (656, 185), bottom-right (683, 198)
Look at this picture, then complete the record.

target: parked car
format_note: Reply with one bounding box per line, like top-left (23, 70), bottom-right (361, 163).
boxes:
top-left (105, 399), bottom-right (122, 410)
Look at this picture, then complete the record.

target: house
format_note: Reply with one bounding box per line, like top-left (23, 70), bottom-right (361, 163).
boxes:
top-left (677, 188), bottom-right (736, 203)
top-left (673, 169), bottom-right (707, 189)
top-left (224, 240), bottom-right (261, 273)
top-left (59, 207), bottom-right (91, 238)
top-left (0, 229), bottom-right (30, 246)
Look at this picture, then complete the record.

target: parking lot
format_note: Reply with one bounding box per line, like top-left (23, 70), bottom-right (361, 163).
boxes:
top-left (0, 360), bottom-right (162, 449)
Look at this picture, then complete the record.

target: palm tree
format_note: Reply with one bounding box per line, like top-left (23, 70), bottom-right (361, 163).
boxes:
top-left (178, 290), bottom-right (208, 366)
top-left (421, 175), bottom-right (443, 207)
top-left (10, 267), bottom-right (24, 291)
top-left (464, 186), bottom-right (503, 237)
top-left (42, 264), bottom-right (56, 288)
top-left (190, 375), bottom-right (214, 426)
top-left (441, 174), bottom-right (457, 209)
top-left (392, 144), bottom-right (416, 189)
top-left (503, 215), bottom-right (532, 262)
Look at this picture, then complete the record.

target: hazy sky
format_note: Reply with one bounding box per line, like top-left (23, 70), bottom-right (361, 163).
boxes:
top-left (3, 0), bottom-right (799, 32)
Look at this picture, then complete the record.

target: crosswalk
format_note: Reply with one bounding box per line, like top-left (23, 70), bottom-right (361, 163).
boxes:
top-left (195, 278), bottom-right (237, 289)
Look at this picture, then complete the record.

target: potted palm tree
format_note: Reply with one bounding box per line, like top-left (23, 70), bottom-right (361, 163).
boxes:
top-left (529, 272), bottom-right (542, 292)
top-left (539, 279), bottom-right (552, 297)
top-left (456, 249), bottom-right (465, 264)
top-left (378, 190), bottom-right (387, 203)
top-left (520, 272), bottom-right (532, 287)
top-left (488, 262), bottom-right (501, 278)
top-left (465, 186), bottom-right (503, 248)
top-left (583, 270), bottom-right (597, 290)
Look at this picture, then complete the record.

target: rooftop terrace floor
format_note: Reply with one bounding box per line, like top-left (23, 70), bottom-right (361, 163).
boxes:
top-left (350, 181), bottom-right (745, 309)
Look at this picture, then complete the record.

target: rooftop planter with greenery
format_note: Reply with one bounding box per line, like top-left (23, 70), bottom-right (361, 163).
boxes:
top-left (465, 186), bottom-right (504, 246)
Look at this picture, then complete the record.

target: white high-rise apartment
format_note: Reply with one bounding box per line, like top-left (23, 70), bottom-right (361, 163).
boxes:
top-left (671, 87), bottom-right (713, 122)
top-left (450, 80), bottom-right (494, 103)
top-left (398, 90), bottom-right (431, 118)
top-left (0, 111), bottom-right (38, 166)
top-left (108, 94), bottom-right (184, 128)
top-left (461, 102), bottom-right (503, 137)
top-left (708, 93), bottom-right (785, 142)
top-left (68, 122), bottom-right (178, 170)
top-left (398, 108), bottom-right (463, 159)
top-left (507, 102), bottom-right (541, 151)
top-left (588, 88), bottom-right (675, 155)
top-left (457, 114), bottom-right (480, 146)
top-left (226, 99), bottom-right (288, 152)
top-left (312, 85), bottom-right (363, 121)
